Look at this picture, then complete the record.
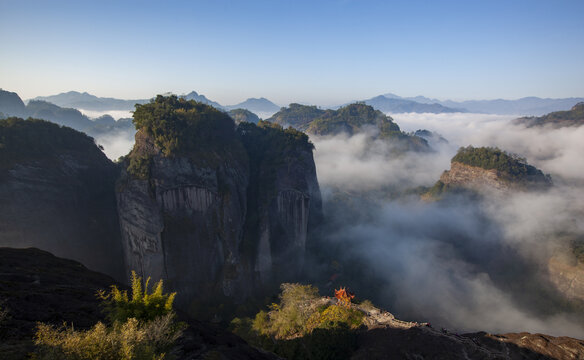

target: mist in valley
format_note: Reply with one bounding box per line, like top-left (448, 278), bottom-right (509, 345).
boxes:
top-left (310, 113), bottom-right (584, 338)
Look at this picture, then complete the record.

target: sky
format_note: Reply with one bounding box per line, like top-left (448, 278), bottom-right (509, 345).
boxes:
top-left (1, 0), bottom-right (583, 106)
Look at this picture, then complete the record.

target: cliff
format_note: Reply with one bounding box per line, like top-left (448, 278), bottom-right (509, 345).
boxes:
top-left (117, 96), bottom-right (322, 307)
top-left (0, 117), bottom-right (124, 280)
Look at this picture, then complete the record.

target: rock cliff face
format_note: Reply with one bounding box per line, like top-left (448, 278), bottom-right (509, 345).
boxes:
top-left (117, 130), bottom-right (251, 303)
top-left (437, 160), bottom-right (552, 195)
top-left (547, 256), bottom-right (584, 301)
top-left (440, 161), bottom-right (512, 192)
top-left (116, 97), bottom-right (322, 306)
top-left (0, 118), bottom-right (124, 280)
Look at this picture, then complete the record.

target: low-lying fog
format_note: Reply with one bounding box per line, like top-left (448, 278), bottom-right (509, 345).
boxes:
top-left (311, 112), bottom-right (584, 338)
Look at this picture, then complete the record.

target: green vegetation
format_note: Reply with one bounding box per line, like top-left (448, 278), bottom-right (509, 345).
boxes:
top-left (0, 117), bottom-right (99, 170)
top-left (306, 103), bottom-right (399, 136)
top-left (34, 272), bottom-right (184, 360)
top-left (452, 146), bottom-right (548, 183)
top-left (230, 283), bottom-right (363, 360)
top-left (97, 271), bottom-right (177, 324)
top-left (132, 95), bottom-right (237, 157)
top-left (126, 95), bottom-right (245, 178)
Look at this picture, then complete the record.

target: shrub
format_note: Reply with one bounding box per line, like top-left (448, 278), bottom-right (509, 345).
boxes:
top-left (97, 271), bottom-right (176, 324)
top-left (34, 272), bottom-right (184, 360)
top-left (306, 305), bottom-right (363, 332)
top-left (34, 314), bottom-right (182, 360)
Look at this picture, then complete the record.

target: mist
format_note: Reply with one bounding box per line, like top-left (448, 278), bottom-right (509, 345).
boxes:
top-left (310, 112), bottom-right (584, 338)
top-left (95, 129), bottom-right (135, 160)
top-left (79, 109), bottom-right (133, 120)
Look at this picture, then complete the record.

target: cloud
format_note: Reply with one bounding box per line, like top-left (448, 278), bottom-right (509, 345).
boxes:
top-left (95, 130), bottom-right (135, 160)
top-left (312, 133), bottom-right (454, 191)
top-left (79, 109), bottom-right (134, 120)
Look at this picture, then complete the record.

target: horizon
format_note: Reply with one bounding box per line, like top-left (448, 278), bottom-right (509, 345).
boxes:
top-left (1, 0), bottom-right (583, 105)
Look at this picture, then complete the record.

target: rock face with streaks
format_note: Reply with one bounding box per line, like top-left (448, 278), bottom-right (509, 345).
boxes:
top-left (116, 96), bottom-right (321, 306)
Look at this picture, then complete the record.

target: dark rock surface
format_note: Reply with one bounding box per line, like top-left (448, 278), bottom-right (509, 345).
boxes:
top-left (0, 247), bottom-right (280, 360)
top-left (0, 118), bottom-right (125, 280)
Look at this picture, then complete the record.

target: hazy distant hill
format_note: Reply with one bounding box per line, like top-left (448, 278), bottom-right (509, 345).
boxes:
top-left (181, 91), bottom-right (224, 109)
top-left (227, 108), bottom-right (260, 124)
top-left (30, 91), bottom-right (148, 111)
top-left (380, 92), bottom-right (584, 115)
top-left (0, 89), bottom-right (26, 117)
top-left (440, 97), bottom-right (584, 116)
top-left (226, 97), bottom-right (280, 115)
top-left (513, 102), bottom-right (584, 128)
top-left (0, 90), bottom-right (134, 136)
top-left (363, 95), bottom-right (463, 113)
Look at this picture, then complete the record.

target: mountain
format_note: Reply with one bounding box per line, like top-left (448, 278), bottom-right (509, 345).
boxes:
top-left (266, 103), bottom-right (326, 130)
top-left (0, 89), bottom-right (26, 117)
top-left (26, 100), bottom-right (95, 131)
top-left (513, 102), bottom-right (584, 128)
top-left (268, 103), bottom-right (430, 152)
top-left (117, 95), bottom-right (322, 308)
top-left (30, 91), bottom-right (148, 111)
top-left (226, 97), bottom-right (280, 116)
top-left (363, 95), bottom-right (464, 113)
top-left (181, 91), bottom-right (224, 110)
top-left (441, 97), bottom-right (584, 116)
top-left (0, 117), bottom-right (125, 280)
top-left (227, 108), bottom-right (260, 124)
top-left (424, 146), bottom-right (552, 199)
top-left (0, 90), bottom-right (135, 139)
top-left (380, 92), bottom-right (584, 115)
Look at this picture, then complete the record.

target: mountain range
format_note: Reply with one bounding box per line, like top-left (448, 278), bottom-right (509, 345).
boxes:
top-left (22, 89), bottom-right (584, 117)
top-left (29, 90), bottom-right (281, 117)
top-left (381, 92), bottom-right (584, 116)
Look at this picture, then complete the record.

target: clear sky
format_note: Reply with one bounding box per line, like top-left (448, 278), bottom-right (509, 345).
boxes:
top-left (1, 0), bottom-right (583, 106)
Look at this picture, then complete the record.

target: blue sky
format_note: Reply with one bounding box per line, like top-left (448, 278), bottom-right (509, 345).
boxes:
top-left (1, 0), bottom-right (583, 105)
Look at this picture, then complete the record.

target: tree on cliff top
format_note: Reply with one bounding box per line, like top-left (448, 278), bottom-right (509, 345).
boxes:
top-left (132, 95), bottom-right (237, 156)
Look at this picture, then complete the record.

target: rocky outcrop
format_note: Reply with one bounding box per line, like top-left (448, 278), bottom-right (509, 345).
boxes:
top-left (117, 98), bottom-right (322, 307)
top-left (439, 161), bottom-right (552, 194)
top-left (440, 161), bottom-right (512, 192)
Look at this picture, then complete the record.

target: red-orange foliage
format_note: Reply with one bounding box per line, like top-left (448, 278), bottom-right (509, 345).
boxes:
top-left (334, 287), bottom-right (354, 308)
